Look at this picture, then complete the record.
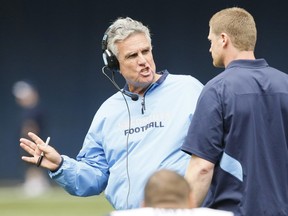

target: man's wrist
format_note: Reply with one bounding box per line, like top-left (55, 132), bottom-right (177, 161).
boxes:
top-left (50, 156), bottom-right (64, 173)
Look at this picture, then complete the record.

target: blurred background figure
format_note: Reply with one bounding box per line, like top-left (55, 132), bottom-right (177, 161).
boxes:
top-left (12, 80), bottom-right (50, 197)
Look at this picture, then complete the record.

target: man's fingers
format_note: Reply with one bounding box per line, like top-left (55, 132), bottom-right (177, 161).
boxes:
top-left (20, 137), bottom-right (37, 150)
top-left (21, 156), bottom-right (37, 164)
top-left (20, 133), bottom-right (48, 166)
top-left (20, 141), bottom-right (35, 154)
top-left (27, 132), bottom-right (44, 145)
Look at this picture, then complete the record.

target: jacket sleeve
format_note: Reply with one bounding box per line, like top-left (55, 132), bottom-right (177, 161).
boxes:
top-left (48, 127), bottom-right (110, 196)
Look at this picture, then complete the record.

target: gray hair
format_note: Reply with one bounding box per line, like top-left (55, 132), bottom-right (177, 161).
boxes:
top-left (105, 17), bottom-right (151, 57)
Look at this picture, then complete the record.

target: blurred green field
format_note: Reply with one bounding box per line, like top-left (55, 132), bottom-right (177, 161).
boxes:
top-left (0, 185), bottom-right (114, 216)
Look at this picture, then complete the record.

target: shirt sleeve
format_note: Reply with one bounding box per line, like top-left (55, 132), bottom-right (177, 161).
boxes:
top-left (49, 116), bottom-right (110, 196)
top-left (181, 82), bottom-right (225, 164)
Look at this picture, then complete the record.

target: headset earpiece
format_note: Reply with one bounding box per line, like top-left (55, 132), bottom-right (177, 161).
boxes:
top-left (102, 49), bottom-right (119, 71)
top-left (102, 29), bottom-right (120, 71)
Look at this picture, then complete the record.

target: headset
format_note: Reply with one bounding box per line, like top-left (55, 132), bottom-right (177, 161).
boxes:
top-left (101, 28), bottom-right (120, 71)
top-left (101, 26), bottom-right (139, 101)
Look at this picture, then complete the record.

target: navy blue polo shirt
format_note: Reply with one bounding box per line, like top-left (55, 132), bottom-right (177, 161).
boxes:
top-left (182, 59), bottom-right (288, 216)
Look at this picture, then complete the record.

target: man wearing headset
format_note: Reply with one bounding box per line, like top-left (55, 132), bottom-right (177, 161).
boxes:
top-left (19, 17), bottom-right (203, 210)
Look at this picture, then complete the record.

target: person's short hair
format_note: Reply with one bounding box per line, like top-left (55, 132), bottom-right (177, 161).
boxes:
top-left (143, 169), bottom-right (192, 208)
top-left (105, 17), bottom-right (151, 57)
top-left (209, 7), bottom-right (257, 51)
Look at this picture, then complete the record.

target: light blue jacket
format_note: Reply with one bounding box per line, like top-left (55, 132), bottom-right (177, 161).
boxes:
top-left (49, 70), bottom-right (203, 209)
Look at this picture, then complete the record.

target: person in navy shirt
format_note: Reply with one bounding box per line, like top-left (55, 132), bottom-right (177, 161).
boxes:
top-left (182, 7), bottom-right (288, 216)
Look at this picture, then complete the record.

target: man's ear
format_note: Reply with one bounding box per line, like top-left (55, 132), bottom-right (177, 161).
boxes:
top-left (220, 33), bottom-right (229, 47)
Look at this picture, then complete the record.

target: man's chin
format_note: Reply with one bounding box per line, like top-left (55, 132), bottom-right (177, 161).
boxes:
top-left (213, 62), bottom-right (225, 68)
